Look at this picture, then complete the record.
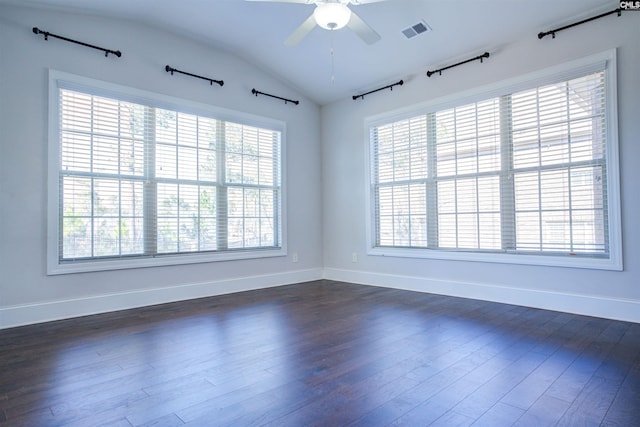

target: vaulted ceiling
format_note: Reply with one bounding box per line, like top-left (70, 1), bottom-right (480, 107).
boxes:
top-left (2, 0), bottom-right (616, 105)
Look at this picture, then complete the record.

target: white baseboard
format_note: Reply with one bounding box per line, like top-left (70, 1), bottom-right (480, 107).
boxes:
top-left (0, 268), bottom-right (323, 330)
top-left (3, 267), bottom-right (638, 329)
top-left (323, 268), bottom-right (640, 324)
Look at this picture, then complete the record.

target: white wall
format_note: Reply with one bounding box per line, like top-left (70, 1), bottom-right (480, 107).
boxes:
top-left (0, 5), bottom-right (323, 328)
top-left (322, 13), bottom-right (640, 322)
top-left (2, 4), bottom-right (639, 329)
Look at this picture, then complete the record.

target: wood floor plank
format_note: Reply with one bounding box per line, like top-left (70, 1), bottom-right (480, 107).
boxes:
top-left (600, 367), bottom-right (640, 426)
top-left (555, 375), bottom-right (622, 427)
top-left (0, 280), bottom-right (638, 427)
top-left (430, 410), bottom-right (475, 427)
top-left (96, 419), bottom-right (134, 427)
top-left (498, 348), bottom-right (579, 410)
top-left (512, 394), bottom-right (571, 426)
top-left (138, 413), bottom-right (184, 427)
top-left (469, 401), bottom-right (525, 426)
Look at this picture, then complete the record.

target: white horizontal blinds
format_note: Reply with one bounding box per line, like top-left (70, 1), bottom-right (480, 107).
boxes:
top-left (225, 123), bottom-right (280, 249)
top-left (60, 89), bottom-right (148, 260)
top-left (154, 110), bottom-right (220, 254)
top-left (59, 86), bottom-right (281, 262)
top-left (370, 69), bottom-right (608, 258)
top-left (510, 71), bottom-right (608, 255)
top-left (372, 116), bottom-right (429, 247)
top-left (433, 99), bottom-right (502, 250)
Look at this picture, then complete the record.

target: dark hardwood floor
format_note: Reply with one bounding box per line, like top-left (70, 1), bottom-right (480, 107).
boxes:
top-left (1, 280), bottom-right (638, 426)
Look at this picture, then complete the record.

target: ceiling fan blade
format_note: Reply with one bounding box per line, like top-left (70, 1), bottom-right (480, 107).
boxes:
top-left (347, 11), bottom-right (381, 45)
top-left (284, 13), bottom-right (317, 46)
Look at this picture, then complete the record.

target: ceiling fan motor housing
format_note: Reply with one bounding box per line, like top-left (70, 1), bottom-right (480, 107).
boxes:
top-left (314, 3), bottom-right (352, 30)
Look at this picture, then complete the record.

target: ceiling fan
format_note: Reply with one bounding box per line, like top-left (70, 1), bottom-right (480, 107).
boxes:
top-left (249, 0), bottom-right (384, 46)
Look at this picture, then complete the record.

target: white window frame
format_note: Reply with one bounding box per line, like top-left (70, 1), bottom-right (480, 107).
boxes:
top-left (365, 50), bottom-right (622, 271)
top-left (47, 70), bottom-right (287, 275)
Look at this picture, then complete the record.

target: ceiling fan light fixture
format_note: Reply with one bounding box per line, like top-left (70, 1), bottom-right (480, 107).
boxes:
top-left (314, 3), bottom-right (352, 30)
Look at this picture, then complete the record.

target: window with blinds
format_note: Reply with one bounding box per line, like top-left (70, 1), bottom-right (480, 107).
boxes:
top-left (49, 72), bottom-right (284, 273)
top-left (368, 53), bottom-right (621, 269)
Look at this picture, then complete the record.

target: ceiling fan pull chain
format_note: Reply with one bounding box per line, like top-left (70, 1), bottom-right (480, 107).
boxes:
top-left (330, 28), bottom-right (335, 84)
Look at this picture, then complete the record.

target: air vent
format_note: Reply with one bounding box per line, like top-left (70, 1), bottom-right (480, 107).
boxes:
top-left (402, 20), bottom-right (432, 39)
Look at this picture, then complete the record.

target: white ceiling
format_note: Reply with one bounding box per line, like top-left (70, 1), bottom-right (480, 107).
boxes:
top-left (2, 0), bottom-right (616, 105)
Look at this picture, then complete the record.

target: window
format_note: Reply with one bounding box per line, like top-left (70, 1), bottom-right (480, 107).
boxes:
top-left (367, 51), bottom-right (621, 270)
top-left (48, 72), bottom-right (285, 274)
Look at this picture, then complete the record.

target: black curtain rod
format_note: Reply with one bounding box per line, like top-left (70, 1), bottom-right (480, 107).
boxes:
top-left (538, 8), bottom-right (622, 39)
top-left (427, 52), bottom-right (490, 77)
top-left (353, 80), bottom-right (404, 101)
top-left (251, 88), bottom-right (299, 105)
top-left (165, 65), bottom-right (224, 87)
top-left (32, 27), bottom-right (121, 57)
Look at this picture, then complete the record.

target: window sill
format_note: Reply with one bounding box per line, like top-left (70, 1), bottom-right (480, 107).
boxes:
top-left (367, 247), bottom-right (622, 271)
top-left (47, 248), bottom-right (287, 275)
